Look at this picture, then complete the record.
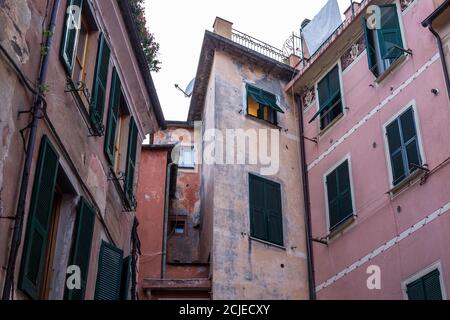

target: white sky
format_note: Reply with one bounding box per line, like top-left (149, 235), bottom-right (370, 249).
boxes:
top-left (145, 0), bottom-right (352, 121)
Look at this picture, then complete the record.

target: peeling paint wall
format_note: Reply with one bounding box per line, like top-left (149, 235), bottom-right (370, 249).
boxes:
top-left (199, 50), bottom-right (309, 299)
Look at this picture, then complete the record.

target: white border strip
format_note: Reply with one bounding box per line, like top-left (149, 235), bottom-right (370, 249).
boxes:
top-left (307, 53), bottom-right (440, 172)
top-left (316, 201), bottom-right (450, 292)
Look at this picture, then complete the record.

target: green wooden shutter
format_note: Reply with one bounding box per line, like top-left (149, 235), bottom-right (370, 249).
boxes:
top-left (90, 34), bottom-right (111, 134)
top-left (95, 241), bottom-right (124, 300)
top-left (124, 118), bottom-right (138, 206)
top-left (327, 160), bottom-right (353, 230)
top-left (407, 278), bottom-right (425, 300)
top-left (378, 5), bottom-right (404, 61)
top-left (400, 108), bottom-right (421, 173)
top-left (120, 256), bottom-right (132, 300)
top-left (265, 181), bottom-right (283, 246)
top-left (407, 269), bottom-right (443, 300)
top-left (104, 68), bottom-right (121, 165)
top-left (362, 16), bottom-right (379, 77)
top-left (60, 0), bottom-right (84, 73)
top-left (386, 118), bottom-right (406, 185)
top-left (18, 135), bottom-right (59, 299)
top-left (65, 197), bottom-right (96, 300)
top-left (249, 174), bottom-right (268, 241)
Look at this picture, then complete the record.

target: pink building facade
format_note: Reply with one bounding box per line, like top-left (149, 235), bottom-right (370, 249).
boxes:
top-left (289, 0), bottom-right (450, 299)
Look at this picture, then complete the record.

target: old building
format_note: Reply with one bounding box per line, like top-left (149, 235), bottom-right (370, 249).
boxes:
top-left (288, 0), bottom-right (450, 299)
top-left (0, 0), bottom-right (165, 300)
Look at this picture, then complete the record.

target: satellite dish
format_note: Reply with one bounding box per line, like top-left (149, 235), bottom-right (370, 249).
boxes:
top-left (184, 78), bottom-right (196, 97)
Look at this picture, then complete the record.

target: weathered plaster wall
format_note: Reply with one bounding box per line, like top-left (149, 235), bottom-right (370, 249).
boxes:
top-left (206, 50), bottom-right (308, 300)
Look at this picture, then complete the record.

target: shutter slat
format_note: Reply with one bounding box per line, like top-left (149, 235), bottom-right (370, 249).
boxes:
top-left (19, 136), bottom-right (59, 299)
top-left (104, 68), bottom-right (121, 165)
top-left (95, 242), bottom-right (124, 300)
top-left (65, 197), bottom-right (96, 300)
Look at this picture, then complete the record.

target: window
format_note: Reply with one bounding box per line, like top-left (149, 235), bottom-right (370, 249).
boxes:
top-left (246, 85), bottom-right (284, 125)
top-left (407, 269), bottom-right (443, 300)
top-left (94, 241), bottom-right (125, 300)
top-left (178, 145), bottom-right (195, 169)
top-left (325, 159), bottom-right (354, 231)
top-left (363, 4), bottom-right (405, 78)
top-left (249, 174), bottom-right (283, 246)
top-left (171, 221), bottom-right (186, 235)
top-left (385, 107), bottom-right (422, 186)
top-left (310, 65), bottom-right (343, 130)
top-left (65, 197), bottom-right (95, 300)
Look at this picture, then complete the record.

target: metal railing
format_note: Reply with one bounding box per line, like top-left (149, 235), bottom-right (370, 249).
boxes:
top-left (231, 29), bottom-right (288, 64)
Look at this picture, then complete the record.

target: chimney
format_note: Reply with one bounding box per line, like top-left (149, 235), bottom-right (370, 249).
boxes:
top-left (213, 17), bottom-right (233, 39)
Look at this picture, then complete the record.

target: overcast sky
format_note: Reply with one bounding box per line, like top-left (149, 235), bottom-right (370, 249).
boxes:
top-left (145, 0), bottom-right (352, 121)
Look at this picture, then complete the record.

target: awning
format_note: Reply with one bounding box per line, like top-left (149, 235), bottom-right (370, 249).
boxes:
top-left (247, 86), bottom-right (285, 113)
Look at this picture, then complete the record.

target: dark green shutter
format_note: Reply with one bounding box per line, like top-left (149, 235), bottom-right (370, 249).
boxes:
top-left (124, 118), bottom-right (138, 205)
top-left (90, 34), bottom-right (111, 134)
top-left (95, 241), bottom-right (124, 300)
top-left (249, 174), bottom-right (283, 246)
top-left (65, 197), bottom-right (96, 300)
top-left (327, 160), bottom-right (353, 230)
top-left (386, 108), bottom-right (421, 186)
top-left (407, 269), bottom-right (443, 300)
top-left (19, 136), bottom-right (59, 299)
top-left (104, 68), bottom-right (121, 165)
top-left (362, 17), bottom-right (379, 77)
top-left (265, 181), bottom-right (283, 246)
top-left (378, 5), bottom-right (403, 61)
top-left (60, 0), bottom-right (84, 73)
top-left (249, 175), bottom-right (268, 240)
top-left (120, 256), bottom-right (132, 300)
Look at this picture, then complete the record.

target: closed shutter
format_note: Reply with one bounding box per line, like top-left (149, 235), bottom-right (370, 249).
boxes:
top-left (378, 5), bottom-right (404, 61)
top-left (19, 136), bottom-right (59, 299)
top-left (249, 175), bottom-right (268, 241)
top-left (249, 174), bottom-right (283, 245)
top-left (327, 160), bottom-right (353, 230)
top-left (124, 118), bottom-right (138, 206)
top-left (265, 181), bottom-right (283, 246)
top-left (120, 256), bottom-right (132, 300)
top-left (386, 108), bottom-right (421, 186)
top-left (423, 270), bottom-right (443, 300)
top-left (65, 197), bottom-right (96, 300)
top-left (407, 269), bottom-right (443, 300)
top-left (362, 17), bottom-right (379, 77)
top-left (104, 67), bottom-right (121, 165)
top-left (90, 34), bottom-right (111, 134)
top-left (94, 241), bottom-right (124, 300)
top-left (60, 0), bottom-right (84, 73)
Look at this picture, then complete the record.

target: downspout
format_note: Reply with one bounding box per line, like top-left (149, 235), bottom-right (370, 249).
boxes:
top-left (161, 162), bottom-right (174, 279)
top-left (295, 93), bottom-right (316, 300)
top-left (2, 0), bottom-right (61, 300)
top-left (428, 25), bottom-right (450, 100)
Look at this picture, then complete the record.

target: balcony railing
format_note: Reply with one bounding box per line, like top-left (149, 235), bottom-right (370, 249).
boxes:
top-left (231, 29), bottom-right (288, 64)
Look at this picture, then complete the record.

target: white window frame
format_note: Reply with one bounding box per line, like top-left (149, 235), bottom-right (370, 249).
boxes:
top-left (382, 99), bottom-right (426, 189)
top-left (323, 153), bottom-right (357, 234)
top-left (401, 261), bottom-right (447, 300)
top-left (178, 144), bottom-right (195, 169)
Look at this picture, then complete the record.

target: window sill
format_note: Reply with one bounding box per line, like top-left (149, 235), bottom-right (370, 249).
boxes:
top-left (249, 236), bottom-right (286, 251)
top-left (245, 114), bottom-right (282, 130)
top-left (374, 55), bottom-right (408, 84)
top-left (327, 214), bottom-right (357, 241)
top-left (318, 112), bottom-right (344, 137)
top-left (388, 169), bottom-right (426, 198)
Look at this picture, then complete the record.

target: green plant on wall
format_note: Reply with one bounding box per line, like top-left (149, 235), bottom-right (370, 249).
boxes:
top-left (128, 0), bottom-right (161, 72)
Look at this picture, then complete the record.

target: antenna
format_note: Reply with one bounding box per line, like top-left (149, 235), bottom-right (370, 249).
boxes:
top-left (174, 78), bottom-right (196, 98)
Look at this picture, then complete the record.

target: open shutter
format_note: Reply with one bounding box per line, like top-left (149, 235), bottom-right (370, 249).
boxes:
top-left (104, 68), bottom-right (121, 165)
top-left (90, 34), bottom-right (111, 134)
top-left (95, 242), bottom-right (124, 300)
top-left (19, 136), bottom-right (59, 299)
top-left (249, 175), bottom-right (268, 241)
top-left (378, 5), bottom-right (404, 61)
top-left (65, 197), bottom-right (96, 300)
top-left (337, 161), bottom-right (353, 222)
top-left (265, 181), bottom-right (283, 246)
top-left (400, 108), bottom-right (421, 173)
top-left (120, 256), bottom-right (132, 300)
top-left (60, 0), bottom-right (84, 73)
top-left (362, 17), bottom-right (379, 77)
top-left (423, 270), bottom-right (443, 300)
top-left (124, 118), bottom-right (138, 206)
